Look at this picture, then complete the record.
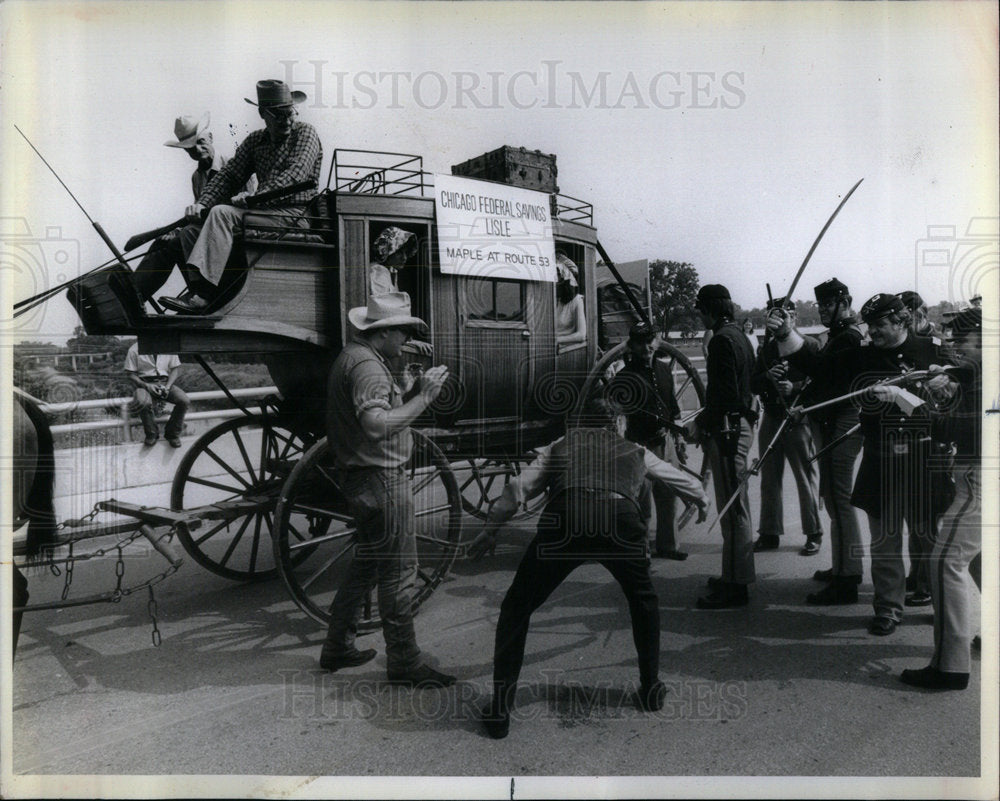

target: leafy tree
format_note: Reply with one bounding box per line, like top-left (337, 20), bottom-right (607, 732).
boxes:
top-left (649, 260), bottom-right (700, 336)
top-left (65, 325), bottom-right (124, 354)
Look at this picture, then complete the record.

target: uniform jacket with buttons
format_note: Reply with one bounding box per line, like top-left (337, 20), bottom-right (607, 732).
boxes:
top-left (698, 320), bottom-right (756, 434)
top-left (787, 317), bottom-right (863, 423)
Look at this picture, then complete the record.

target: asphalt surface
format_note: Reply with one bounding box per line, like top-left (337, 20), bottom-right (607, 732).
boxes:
top-left (5, 440), bottom-right (994, 798)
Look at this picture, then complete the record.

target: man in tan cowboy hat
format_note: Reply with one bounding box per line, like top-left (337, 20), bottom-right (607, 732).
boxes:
top-left (134, 112), bottom-right (256, 303)
top-left (319, 292), bottom-right (457, 687)
top-left (159, 79), bottom-right (322, 313)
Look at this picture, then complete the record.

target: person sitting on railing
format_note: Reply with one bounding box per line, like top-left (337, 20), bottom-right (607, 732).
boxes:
top-left (555, 251), bottom-right (587, 346)
top-left (124, 342), bottom-right (189, 447)
top-left (133, 113), bottom-right (256, 306)
top-left (159, 80), bottom-right (322, 313)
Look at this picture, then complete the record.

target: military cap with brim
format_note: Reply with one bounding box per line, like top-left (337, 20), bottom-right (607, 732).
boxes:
top-left (629, 322), bottom-right (657, 341)
top-left (245, 79), bottom-right (307, 108)
top-left (948, 308), bottom-right (982, 337)
top-left (348, 292), bottom-right (428, 334)
top-left (814, 277), bottom-right (850, 303)
top-left (860, 293), bottom-right (905, 323)
top-left (897, 290), bottom-right (926, 312)
top-left (695, 284), bottom-right (731, 307)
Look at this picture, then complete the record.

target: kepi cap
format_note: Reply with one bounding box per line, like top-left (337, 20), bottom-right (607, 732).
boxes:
top-left (814, 277), bottom-right (850, 303)
top-left (897, 290), bottom-right (926, 312)
top-left (860, 293), bottom-right (905, 323)
top-left (695, 284), bottom-right (731, 308)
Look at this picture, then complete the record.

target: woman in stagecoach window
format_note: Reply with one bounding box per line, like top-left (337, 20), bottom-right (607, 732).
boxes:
top-left (555, 251), bottom-right (587, 346)
top-left (369, 226), bottom-right (419, 296)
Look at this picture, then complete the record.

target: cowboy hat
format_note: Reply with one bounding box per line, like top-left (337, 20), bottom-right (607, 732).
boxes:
top-left (244, 79), bottom-right (307, 108)
top-left (164, 112), bottom-right (211, 148)
top-left (348, 292), bottom-right (428, 334)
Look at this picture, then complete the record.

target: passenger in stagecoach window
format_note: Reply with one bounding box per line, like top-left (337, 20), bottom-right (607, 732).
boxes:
top-left (555, 251), bottom-right (587, 346)
top-left (369, 226), bottom-right (418, 296)
top-left (158, 79), bottom-right (322, 314)
top-left (132, 113), bottom-right (255, 305)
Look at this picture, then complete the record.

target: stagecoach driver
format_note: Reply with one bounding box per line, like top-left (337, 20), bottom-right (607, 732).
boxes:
top-left (318, 292), bottom-right (456, 688)
top-left (160, 79), bottom-right (322, 313)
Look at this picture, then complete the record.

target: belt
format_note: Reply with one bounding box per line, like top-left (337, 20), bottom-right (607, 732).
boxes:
top-left (566, 488), bottom-right (631, 503)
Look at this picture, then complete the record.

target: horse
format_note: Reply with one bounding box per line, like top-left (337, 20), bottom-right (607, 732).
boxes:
top-left (10, 389), bottom-right (58, 658)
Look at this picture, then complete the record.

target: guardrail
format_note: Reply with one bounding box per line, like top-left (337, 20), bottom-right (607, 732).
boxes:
top-left (38, 386), bottom-right (280, 440)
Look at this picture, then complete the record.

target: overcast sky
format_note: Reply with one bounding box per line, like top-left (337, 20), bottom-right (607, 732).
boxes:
top-left (2, 0), bottom-right (997, 344)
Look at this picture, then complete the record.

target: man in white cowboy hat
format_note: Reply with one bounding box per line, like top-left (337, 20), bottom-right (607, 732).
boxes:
top-left (159, 79), bottom-right (322, 313)
top-left (134, 112), bottom-right (257, 303)
top-left (319, 292), bottom-right (456, 687)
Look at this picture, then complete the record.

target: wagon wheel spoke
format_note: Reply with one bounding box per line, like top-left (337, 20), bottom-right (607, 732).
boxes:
top-left (417, 567), bottom-right (436, 586)
top-left (299, 543), bottom-right (354, 591)
top-left (230, 426), bottom-right (259, 484)
top-left (199, 444), bottom-right (253, 490)
top-left (288, 526), bottom-right (356, 551)
top-left (415, 503), bottom-right (454, 519)
top-left (186, 476), bottom-right (246, 495)
top-left (218, 513), bottom-right (254, 568)
top-left (411, 469), bottom-right (438, 494)
top-left (194, 518), bottom-right (236, 547)
top-left (415, 532), bottom-right (457, 547)
top-left (247, 513), bottom-right (266, 575)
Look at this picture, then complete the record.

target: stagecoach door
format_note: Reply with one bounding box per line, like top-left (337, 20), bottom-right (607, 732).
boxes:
top-left (455, 276), bottom-right (540, 422)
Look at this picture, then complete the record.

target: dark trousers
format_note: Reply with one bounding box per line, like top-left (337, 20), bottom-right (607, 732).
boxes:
top-left (132, 226), bottom-right (203, 301)
top-left (811, 411), bottom-right (863, 577)
top-left (705, 420), bottom-right (755, 584)
top-left (492, 494), bottom-right (659, 712)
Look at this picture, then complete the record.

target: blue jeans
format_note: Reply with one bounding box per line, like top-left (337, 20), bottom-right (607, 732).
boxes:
top-left (134, 382), bottom-right (189, 440)
top-left (324, 467), bottom-right (421, 673)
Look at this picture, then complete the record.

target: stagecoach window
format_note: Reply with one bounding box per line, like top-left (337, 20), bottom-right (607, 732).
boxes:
top-left (467, 278), bottom-right (524, 322)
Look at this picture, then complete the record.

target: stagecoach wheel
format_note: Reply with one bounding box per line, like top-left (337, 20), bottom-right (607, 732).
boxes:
top-left (273, 431), bottom-right (462, 628)
top-left (171, 416), bottom-right (312, 581)
top-left (576, 340), bottom-right (711, 493)
top-left (457, 458), bottom-right (547, 522)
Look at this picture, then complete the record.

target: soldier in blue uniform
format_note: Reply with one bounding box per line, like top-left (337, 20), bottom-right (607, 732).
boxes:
top-left (774, 278), bottom-right (865, 604)
top-left (468, 398), bottom-right (710, 738)
top-left (769, 293), bottom-right (957, 635)
top-left (685, 284), bottom-right (758, 609)
top-left (606, 322), bottom-right (688, 560)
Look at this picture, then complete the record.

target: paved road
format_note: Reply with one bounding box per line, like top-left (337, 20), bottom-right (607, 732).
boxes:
top-left (6, 442), bottom-right (993, 799)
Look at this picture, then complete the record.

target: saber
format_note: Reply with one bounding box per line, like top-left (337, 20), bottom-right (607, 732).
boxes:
top-left (809, 423), bottom-right (861, 463)
top-left (783, 178), bottom-right (864, 303)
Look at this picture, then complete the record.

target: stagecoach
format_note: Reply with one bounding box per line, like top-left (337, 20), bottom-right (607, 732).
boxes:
top-left (21, 146), bottom-right (708, 633)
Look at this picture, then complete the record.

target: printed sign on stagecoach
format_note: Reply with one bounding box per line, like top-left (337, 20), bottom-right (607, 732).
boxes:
top-left (434, 173), bottom-right (558, 282)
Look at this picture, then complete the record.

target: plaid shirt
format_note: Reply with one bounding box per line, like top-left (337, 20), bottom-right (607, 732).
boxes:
top-left (197, 121), bottom-right (321, 209)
